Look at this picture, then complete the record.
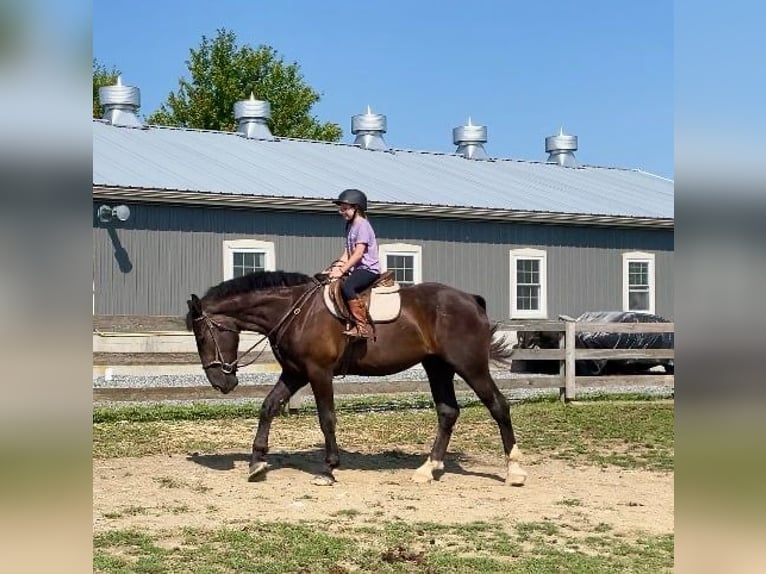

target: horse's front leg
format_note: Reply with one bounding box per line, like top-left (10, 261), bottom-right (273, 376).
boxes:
top-left (249, 372), bottom-right (307, 481)
top-left (308, 371), bottom-right (339, 486)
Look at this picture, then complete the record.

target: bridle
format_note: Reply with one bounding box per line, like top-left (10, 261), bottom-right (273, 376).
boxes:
top-left (193, 280), bottom-right (324, 374)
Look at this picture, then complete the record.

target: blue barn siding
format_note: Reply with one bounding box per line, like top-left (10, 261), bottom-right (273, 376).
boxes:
top-left (93, 202), bottom-right (673, 319)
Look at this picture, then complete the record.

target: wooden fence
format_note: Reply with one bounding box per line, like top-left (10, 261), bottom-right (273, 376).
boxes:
top-left (93, 315), bottom-right (674, 403)
top-left (503, 316), bottom-right (674, 401)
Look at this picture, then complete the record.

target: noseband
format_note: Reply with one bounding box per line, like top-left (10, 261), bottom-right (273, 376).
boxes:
top-left (193, 280), bottom-right (324, 375)
top-left (193, 313), bottom-right (241, 374)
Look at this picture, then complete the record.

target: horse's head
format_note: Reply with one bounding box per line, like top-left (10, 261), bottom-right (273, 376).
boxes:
top-left (186, 294), bottom-right (241, 394)
top-left (516, 330), bottom-right (559, 349)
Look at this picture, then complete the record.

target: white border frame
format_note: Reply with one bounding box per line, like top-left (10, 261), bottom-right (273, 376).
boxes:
top-left (223, 239), bottom-right (276, 280)
top-left (378, 243), bottom-right (422, 285)
top-left (622, 251), bottom-right (655, 314)
top-left (509, 248), bottom-right (548, 319)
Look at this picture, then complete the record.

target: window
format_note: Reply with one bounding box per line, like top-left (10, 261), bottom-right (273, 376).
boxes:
top-left (509, 249), bottom-right (548, 318)
top-left (622, 252), bottom-right (655, 313)
top-left (223, 239), bottom-right (275, 280)
top-left (378, 243), bottom-right (422, 286)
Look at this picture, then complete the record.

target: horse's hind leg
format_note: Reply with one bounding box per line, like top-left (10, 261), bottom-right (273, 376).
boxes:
top-left (249, 372), bottom-right (307, 481)
top-left (413, 356), bottom-right (458, 483)
top-left (458, 366), bottom-right (527, 486)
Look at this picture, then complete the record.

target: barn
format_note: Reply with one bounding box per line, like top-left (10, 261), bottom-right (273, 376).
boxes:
top-left (93, 82), bottom-right (673, 323)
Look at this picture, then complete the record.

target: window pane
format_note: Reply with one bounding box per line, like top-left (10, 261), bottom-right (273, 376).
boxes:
top-left (517, 285), bottom-right (539, 310)
top-left (629, 291), bottom-right (649, 311)
top-left (627, 260), bottom-right (650, 310)
top-left (516, 259), bottom-right (539, 285)
top-left (387, 254), bottom-right (415, 285)
top-left (628, 261), bottom-right (648, 288)
top-left (233, 251), bottom-right (265, 278)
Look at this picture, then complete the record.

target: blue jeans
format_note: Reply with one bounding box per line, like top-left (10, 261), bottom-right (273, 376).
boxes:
top-left (341, 268), bottom-right (379, 300)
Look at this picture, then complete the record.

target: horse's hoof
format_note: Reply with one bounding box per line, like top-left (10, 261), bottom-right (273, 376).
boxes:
top-left (506, 463), bottom-right (528, 486)
top-left (411, 470), bottom-right (433, 484)
top-left (248, 461), bottom-right (269, 481)
top-left (311, 474), bottom-right (335, 487)
top-left (412, 457), bottom-right (441, 483)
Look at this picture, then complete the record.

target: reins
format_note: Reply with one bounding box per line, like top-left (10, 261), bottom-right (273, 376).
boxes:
top-left (194, 279), bottom-right (324, 373)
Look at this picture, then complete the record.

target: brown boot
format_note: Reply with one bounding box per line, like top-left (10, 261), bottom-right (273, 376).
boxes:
top-left (343, 298), bottom-right (372, 339)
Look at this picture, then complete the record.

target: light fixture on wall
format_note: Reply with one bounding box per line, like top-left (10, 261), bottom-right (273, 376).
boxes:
top-left (97, 204), bottom-right (131, 224)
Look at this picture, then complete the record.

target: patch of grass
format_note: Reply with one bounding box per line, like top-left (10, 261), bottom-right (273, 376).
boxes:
top-left (556, 497), bottom-right (583, 507)
top-left (154, 476), bottom-right (183, 489)
top-left (93, 392), bottom-right (671, 423)
top-left (93, 521), bottom-right (673, 573)
top-left (159, 503), bottom-right (191, 515)
top-left (515, 520), bottom-right (560, 542)
top-left (331, 509), bottom-right (362, 518)
top-left (190, 481), bottom-right (211, 493)
top-left (93, 419), bottom-right (257, 458)
top-left (93, 400), bottom-right (673, 471)
top-left (93, 402), bottom-right (261, 424)
top-left (102, 506), bottom-right (148, 519)
top-left (502, 401), bottom-right (674, 471)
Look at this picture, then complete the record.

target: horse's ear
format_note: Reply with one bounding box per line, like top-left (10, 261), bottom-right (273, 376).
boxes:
top-left (188, 294), bottom-right (202, 314)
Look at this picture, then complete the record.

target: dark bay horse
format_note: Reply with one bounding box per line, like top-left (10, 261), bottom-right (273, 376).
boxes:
top-left (185, 271), bottom-right (527, 487)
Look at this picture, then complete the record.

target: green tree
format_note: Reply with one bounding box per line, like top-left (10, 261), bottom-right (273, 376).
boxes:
top-left (148, 29), bottom-right (341, 141)
top-left (92, 58), bottom-right (121, 118)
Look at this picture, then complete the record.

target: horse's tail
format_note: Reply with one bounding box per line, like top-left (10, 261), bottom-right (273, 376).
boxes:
top-left (489, 323), bottom-right (515, 366)
top-left (472, 294), bottom-right (513, 366)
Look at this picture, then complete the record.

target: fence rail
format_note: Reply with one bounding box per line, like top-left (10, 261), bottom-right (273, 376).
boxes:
top-left (93, 315), bottom-right (674, 403)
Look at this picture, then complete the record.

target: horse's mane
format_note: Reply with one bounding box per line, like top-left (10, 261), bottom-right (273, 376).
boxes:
top-left (185, 270), bottom-right (313, 331)
top-left (203, 270), bottom-right (313, 302)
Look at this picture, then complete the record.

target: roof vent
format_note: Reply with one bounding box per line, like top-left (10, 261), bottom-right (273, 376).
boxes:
top-left (234, 94), bottom-right (273, 140)
top-left (545, 128), bottom-right (578, 167)
top-left (453, 118), bottom-right (488, 159)
top-left (351, 106), bottom-right (387, 150)
top-left (98, 76), bottom-right (143, 128)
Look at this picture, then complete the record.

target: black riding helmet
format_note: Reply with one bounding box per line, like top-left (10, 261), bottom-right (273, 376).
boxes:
top-left (332, 188), bottom-right (368, 212)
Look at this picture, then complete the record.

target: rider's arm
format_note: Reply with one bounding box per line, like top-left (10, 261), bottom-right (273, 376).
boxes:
top-left (339, 243), bottom-right (366, 274)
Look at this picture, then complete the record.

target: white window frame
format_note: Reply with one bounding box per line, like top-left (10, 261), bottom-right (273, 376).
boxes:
top-left (378, 243), bottom-right (422, 285)
top-left (622, 251), bottom-right (655, 314)
top-left (509, 248), bottom-right (548, 319)
top-left (223, 239), bottom-right (276, 280)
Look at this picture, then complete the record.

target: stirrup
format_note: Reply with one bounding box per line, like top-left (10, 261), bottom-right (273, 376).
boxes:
top-left (343, 325), bottom-right (372, 339)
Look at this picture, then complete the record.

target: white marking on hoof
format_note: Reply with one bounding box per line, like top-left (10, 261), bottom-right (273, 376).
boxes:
top-left (506, 445), bottom-right (527, 486)
top-left (506, 462), bottom-right (528, 486)
top-left (311, 474), bottom-right (335, 487)
top-left (412, 457), bottom-right (442, 483)
top-left (248, 461), bottom-right (269, 481)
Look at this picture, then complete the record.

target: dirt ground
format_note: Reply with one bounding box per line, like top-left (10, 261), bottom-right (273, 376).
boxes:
top-left (93, 448), bottom-right (673, 537)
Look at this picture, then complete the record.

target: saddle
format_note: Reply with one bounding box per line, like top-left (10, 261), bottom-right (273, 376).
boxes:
top-left (323, 270), bottom-right (402, 324)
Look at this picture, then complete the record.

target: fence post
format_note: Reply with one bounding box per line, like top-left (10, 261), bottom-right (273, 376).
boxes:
top-left (287, 386), bottom-right (307, 414)
top-left (558, 329), bottom-right (566, 402)
top-left (564, 318), bottom-right (576, 401)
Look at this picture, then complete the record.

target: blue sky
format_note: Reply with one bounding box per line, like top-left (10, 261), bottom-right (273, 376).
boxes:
top-left (93, 1), bottom-right (672, 178)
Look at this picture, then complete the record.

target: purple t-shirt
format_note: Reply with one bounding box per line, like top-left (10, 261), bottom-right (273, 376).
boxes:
top-left (346, 218), bottom-right (380, 273)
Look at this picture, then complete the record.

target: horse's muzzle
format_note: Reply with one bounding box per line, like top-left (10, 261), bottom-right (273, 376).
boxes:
top-left (206, 370), bottom-right (239, 394)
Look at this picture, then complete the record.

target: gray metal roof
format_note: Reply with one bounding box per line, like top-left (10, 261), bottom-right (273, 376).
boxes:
top-left (93, 120), bottom-right (674, 222)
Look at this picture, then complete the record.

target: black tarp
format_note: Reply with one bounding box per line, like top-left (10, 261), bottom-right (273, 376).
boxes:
top-left (512, 311), bottom-right (674, 375)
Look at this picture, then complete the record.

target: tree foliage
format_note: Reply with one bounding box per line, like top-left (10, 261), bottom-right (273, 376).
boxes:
top-left (147, 29), bottom-right (341, 141)
top-left (92, 58), bottom-right (121, 118)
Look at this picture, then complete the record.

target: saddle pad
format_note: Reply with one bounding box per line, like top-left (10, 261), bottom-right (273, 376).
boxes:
top-left (323, 284), bottom-right (401, 322)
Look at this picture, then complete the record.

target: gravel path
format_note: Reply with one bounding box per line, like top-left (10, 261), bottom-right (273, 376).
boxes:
top-left (93, 365), bottom-right (673, 408)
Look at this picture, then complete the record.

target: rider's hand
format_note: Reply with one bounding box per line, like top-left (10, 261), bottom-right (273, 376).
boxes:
top-left (329, 266), bottom-right (343, 279)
